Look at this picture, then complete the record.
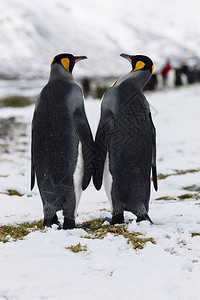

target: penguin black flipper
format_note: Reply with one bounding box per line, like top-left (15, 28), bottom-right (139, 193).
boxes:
top-left (93, 107), bottom-right (114, 190)
top-left (31, 115), bottom-right (35, 190)
top-left (149, 112), bottom-right (158, 191)
top-left (74, 105), bottom-right (94, 190)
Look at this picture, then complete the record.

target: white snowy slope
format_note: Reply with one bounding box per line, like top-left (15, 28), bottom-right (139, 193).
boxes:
top-left (0, 0), bottom-right (200, 79)
top-left (0, 84), bottom-right (200, 299)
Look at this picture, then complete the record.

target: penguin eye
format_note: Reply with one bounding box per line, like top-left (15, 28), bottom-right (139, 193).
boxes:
top-left (61, 58), bottom-right (71, 73)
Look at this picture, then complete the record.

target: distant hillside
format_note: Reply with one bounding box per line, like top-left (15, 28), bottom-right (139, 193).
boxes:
top-left (0, 0), bottom-right (200, 79)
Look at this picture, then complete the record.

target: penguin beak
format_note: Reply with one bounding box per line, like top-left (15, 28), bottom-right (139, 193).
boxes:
top-left (120, 53), bottom-right (133, 63)
top-left (74, 56), bottom-right (87, 64)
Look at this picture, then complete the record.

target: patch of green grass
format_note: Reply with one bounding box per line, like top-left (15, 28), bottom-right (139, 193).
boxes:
top-left (178, 193), bottom-right (200, 200)
top-left (66, 242), bottom-right (87, 253)
top-left (99, 208), bottom-right (110, 212)
top-left (156, 193), bottom-right (200, 202)
top-left (0, 220), bottom-right (43, 243)
top-left (80, 219), bottom-right (156, 250)
top-left (177, 194), bottom-right (193, 200)
top-left (80, 218), bottom-right (103, 232)
top-left (155, 196), bottom-right (176, 201)
top-left (157, 169), bottom-right (200, 181)
top-left (174, 169), bottom-right (200, 175)
top-left (184, 185), bottom-right (200, 192)
top-left (0, 95), bottom-right (33, 107)
top-left (178, 239), bottom-right (187, 247)
top-left (157, 173), bottom-right (171, 180)
top-left (6, 189), bottom-right (24, 197)
top-left (166, 235), bottom-right (171, 239)
top-left (191, 232), bottom-right (200, 237)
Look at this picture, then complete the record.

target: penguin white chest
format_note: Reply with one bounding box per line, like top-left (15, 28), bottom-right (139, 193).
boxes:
top-left (103, 152), bottom-right (113, 212)
top-left (73, 142), bottom-right (84, 215)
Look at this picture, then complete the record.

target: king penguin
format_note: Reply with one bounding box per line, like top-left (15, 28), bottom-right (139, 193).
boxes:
top-left (31, 53), bottom-right (94, 229)
top-left (93, 54), bottom-right (158, 225)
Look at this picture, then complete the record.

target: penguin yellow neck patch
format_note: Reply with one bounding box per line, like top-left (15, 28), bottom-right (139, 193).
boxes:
top-left (50, 58), bottom-right (54, 66)
top-left (152, 64), bottom-right (154, 74)
top-left (61, 58), bottom-right (71, 74)
top-left (111, 78), bottom-right (119, 86)
top-left (131, 61), bottom-right (145, 72)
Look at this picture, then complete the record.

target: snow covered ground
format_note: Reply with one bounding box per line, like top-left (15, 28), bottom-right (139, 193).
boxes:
top-left (0, 83), bottom-right (200, 299)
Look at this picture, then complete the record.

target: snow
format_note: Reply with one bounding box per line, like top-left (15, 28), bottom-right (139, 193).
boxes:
top-left (0, 0), bottom-right (200, 79)
top-left (1, 83), bottom-right (200, 299)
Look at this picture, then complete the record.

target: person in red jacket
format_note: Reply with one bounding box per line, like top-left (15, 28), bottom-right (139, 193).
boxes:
top-left (161, 60), bottom-right (172, 88)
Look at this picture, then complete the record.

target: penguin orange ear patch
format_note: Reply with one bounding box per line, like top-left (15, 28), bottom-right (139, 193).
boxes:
top-left (61, 58), bottom-right (71, 73)
top-left (132, 61), bottom-right (145, 72)
top-left (152, 65), bottom-right (154, 74)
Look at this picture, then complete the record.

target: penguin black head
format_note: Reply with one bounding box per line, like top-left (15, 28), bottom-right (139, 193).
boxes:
top-left (51, 53), bottom-right (87, 74)
top-left (120, 54), bottom-right (154, 74)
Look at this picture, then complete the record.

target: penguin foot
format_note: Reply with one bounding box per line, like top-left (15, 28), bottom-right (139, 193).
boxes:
top-left (63, 218), bottom-right (76, 230)
top-left (43, 214), bottom-right (60, 228)
top-left (51, 214), bottom-right (62, 229)
top-left (43, 219), bottom-right (51, 228)
top-left (136, 214), bottom-right (154, 224)
top-left (51, 214), bottom-right (60, 226)
top-left (110, 213), bottom-right (124, 225)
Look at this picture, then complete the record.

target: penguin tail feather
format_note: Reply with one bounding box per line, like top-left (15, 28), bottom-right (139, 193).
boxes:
top-left (31, 163), bottom-right (35, 190)
top-left (136, 214), bottom-right (154, 225)
top-left (93, 170), bottom-right (103, 191)
top-left (145, 214), bottom-right (154, 225)
top-left (31, 176), bottom-right (35, 191)
top-left (82, 174), bottom-right (91, 191)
